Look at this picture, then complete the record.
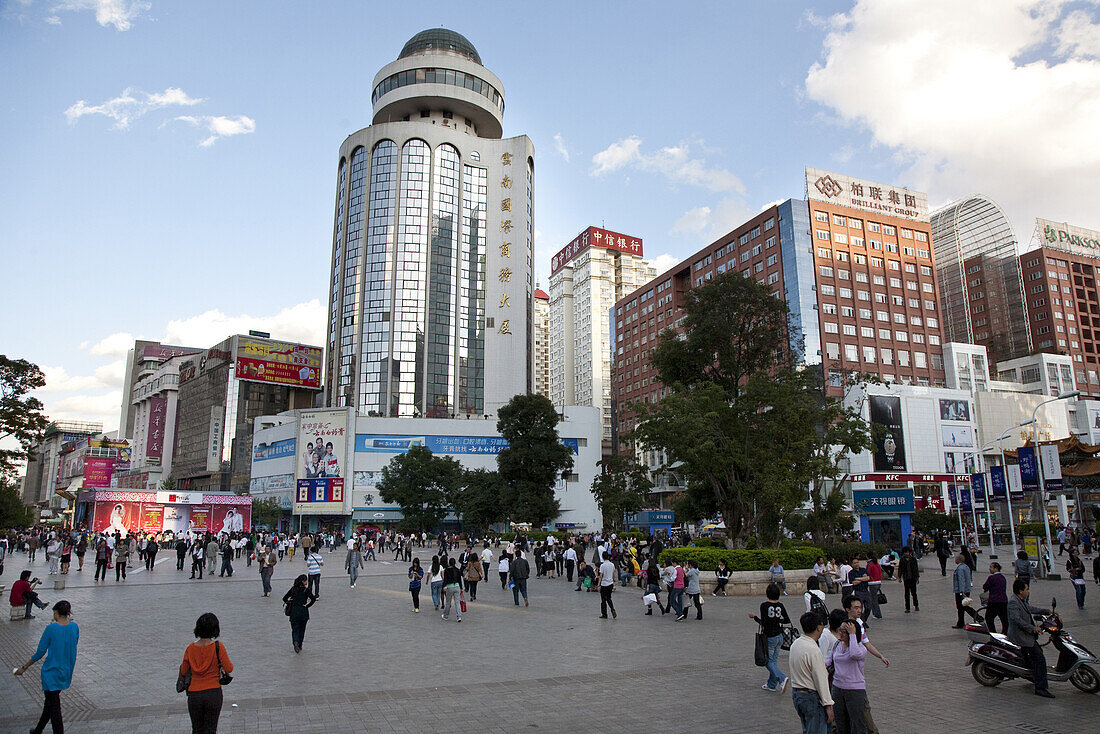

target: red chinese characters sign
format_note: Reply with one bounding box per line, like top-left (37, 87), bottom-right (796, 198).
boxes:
top-left (84, 457), bottom-right (115, 488)
top-left (235, 336), bottom-right (322, 390)
top-left (146, 395), bottom-right (168, 459)
top-left (551, 226), bottom-right (643, 275)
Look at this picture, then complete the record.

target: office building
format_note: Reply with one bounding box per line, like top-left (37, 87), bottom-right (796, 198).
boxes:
top-left (549, 226), bottom-right (654, 450)
top-left (930, 195), bottom-right (1031, 364)
top-left (117, 341), bottom-right (201, 439)
top-left (324, 29), bottom-right (534, 418)
top-left (21, 420), bottom-right (102, 509)
top-left (533, 287), bottom-right (550, 398)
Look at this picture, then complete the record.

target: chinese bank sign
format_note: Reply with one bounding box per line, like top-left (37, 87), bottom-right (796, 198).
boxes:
top-left (806, 167), bottom-right (929, 222)
top-left (1038, 218), bottom-right (1100, 257)
top-left (551, 226), bottom-right (643, 275)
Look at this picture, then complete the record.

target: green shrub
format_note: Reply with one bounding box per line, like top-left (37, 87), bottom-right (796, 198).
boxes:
top-left (1015, 523), bottom-right (1047, 537)
top-left (779, 537), bottom-right (814, 550)
top-left (818, 542), bottom-right (888, 562)
top-left (657, 547), bottom-right (822, 572)
top-left (690, 537), bottom-right (726, 548)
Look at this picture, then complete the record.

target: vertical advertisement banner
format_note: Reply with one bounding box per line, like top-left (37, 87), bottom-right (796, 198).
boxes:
top-left (970, 473), bottom-right (987, 505)
top-left (189, 506), bottom-right (212, 533)
top-left (207, 406), bottom-right (225, 473)
top-left (1039, 444), bottom-right (1063, 492)
top-left (1006, 464), bottom-right (1024, 499)
top-left (147, 395), bottom-right (168, 459)
top-left (140, 503), bottom-right (164, 532)
top-left (162, 504), bottom-right (191, 536)
top-left (1017, 447), bottom-right (1038, 491)
top-left (989, 466), bottom-right (1007, 498)
top-left (959, 487), bottom-right (973, 510)
top-left (869, 395), bottom-right (906, 471)
top-left (295, 409), bottom-right (348, 514)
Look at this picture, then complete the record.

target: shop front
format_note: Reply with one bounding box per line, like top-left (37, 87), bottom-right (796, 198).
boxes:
top-left (74, 490), bottom-right (252, 537)
top-left (623, 510), bottom-right (674, 535)
top-left (852, 485), bottom-right (915, 548)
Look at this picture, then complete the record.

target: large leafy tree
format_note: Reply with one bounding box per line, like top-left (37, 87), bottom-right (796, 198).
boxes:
top-left (0, 355), bottom-right (50, 481)
top-left (453, 468), bottom-right (506, 533)
top-left (590, 454), bottom-right (653, 531)
top-left (251, 497), bottom-right (288, 530)
top-left (631, 272), bottom-right (869, 548)
top-left (0, 475), bottom-right (34, 528)
top-left (496, 393), bottom-right (573, 526)
top-left (377, 445), bottom-right (464, 532)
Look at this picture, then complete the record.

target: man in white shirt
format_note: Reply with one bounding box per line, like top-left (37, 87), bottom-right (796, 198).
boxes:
top-left (480, 544), bottom-right (494, 583)
top-left (563, 545), bottom-right (578, 581)
top-left (596, 552), bottom-right (617, 619)
top-left (789, 612), bottom-right (834, 734)
top-left (838, 561), bottom-right (853, 598)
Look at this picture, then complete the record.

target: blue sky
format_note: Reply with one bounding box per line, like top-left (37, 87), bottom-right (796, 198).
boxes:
top-left (3, 0), bottom-right (1100, 430)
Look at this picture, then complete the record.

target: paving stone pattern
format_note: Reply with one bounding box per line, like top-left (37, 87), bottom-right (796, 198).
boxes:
top-left (0, 547), bottom-right (1096, 733)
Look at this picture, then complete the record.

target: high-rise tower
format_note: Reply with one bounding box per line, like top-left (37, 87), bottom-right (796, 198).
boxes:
top-left (325, 29), bottom-right (535, 418)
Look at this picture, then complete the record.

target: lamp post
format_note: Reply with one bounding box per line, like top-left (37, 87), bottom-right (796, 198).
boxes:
top-left (1033, 390), bottom-right (1080, 581)
top-left (963, 443), bottom-right (999, 559)
top-left (996, 419), bottom-right (1035, 553)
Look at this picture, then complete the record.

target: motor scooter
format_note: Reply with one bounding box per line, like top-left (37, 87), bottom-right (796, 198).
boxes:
top-left (966, 597), bottom-right (1099, 694)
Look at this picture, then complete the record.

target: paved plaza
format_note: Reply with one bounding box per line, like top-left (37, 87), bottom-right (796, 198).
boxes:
top-left (0, 548), bottom-right (1097, 733)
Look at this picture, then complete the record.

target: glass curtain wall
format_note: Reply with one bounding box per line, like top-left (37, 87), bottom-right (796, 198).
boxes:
top-left (393, 139), bottom-right (430, 416)
top-left (427, 144), bottom-right (460, 417)
top-left (326, 160), bottom-right (346, 404)
top-left (459, 164), bottom-right (487, 413)
top-left (360, 140), bottom-right (398, 416)
top-left (337, 147), bottom-right (368, 405)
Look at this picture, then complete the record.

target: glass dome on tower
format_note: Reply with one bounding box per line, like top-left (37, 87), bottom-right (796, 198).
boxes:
top-left (399, 28), bottom-right (482, 64)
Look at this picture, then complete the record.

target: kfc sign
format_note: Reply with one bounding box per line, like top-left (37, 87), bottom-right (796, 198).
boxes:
top-left (551, 226), bottom-right (643, 275)
top-left (806, 167), bottom-right (929, 222)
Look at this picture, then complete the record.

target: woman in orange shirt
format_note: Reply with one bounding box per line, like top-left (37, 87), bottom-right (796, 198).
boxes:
top-left (180, 612), bottom-right (233, 734)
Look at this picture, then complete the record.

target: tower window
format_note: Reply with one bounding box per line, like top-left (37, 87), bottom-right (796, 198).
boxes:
top-left (442, 110), bottom-right (453, 119)
top-left (420, 110), bottom-right (430, 118)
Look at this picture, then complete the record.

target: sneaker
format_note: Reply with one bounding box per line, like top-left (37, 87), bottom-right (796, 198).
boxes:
top-left (761, 684), bottom-right (775, 691)
top-left (350, 585), bottom-right (355, 588)
top-left (676, 614), bottom-right (686, 622)
top-left (780, 678), bottom-right (789, 694)
top-left (414, 609), bottom-right (420, 613)
top-left (457, 618), bottom-right (462, 623)
top-left (442, 614), bottom-right (447, 620)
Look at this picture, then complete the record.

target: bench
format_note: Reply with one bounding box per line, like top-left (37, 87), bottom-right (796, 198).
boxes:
top-left (10, 605), bottom-right (26, 621)
top-left (698, 569), bottom-right (816, 596)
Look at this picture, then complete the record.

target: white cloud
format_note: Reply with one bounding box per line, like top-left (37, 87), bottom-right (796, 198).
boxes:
top-left (591, 136), bottom-right (744, 193)
top-left (552, 133), bottom-right (571, 162)
top-left (65, 86), bottom-right (202, 129)
top-left (805, 0), bottom-right (1100, 235)
top-left (39, 365), bottom-right (106, 394)
top-left (48, 391), bottom-right (122, 429)
top-left (88, 331), bottom-right (134, 357)
top-left (648, 253), bottom-right (681, 275)
top-left (54, 0), bottom-right (151, 31)
top-left (175, 114), bottom-right (256, 147)
top-left (45, 14), bottom-right (61, 24)
top-left (671, 206), bottom-right (711, 235)
top-left (162, 299), bottom-right (324, 348)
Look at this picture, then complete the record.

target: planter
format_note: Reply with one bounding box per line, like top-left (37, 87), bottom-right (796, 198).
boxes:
top-left (698, 569), bottom-right (815, 596)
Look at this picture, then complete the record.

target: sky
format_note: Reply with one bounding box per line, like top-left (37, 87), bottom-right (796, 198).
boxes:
top-left (3, 0), bottom-right (1100, 434)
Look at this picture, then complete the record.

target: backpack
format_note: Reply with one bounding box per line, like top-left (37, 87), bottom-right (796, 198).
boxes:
top-left (809, 592), bottom-right (830, 618)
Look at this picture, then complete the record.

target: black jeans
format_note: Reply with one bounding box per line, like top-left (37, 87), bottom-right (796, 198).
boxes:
top-left (307, 573), bottom-right (320, 597)
top-left (499, 571), bottom-right (508, 589)
top-left (177, 550), bottom-right (186, 569)
top-left (94, 559), bottom-right (108, 580)
top-left (565, 559), bottom-right (575, 581)
top-left (145, 551), bottom-right (156, 570)
top-left (32, 688), bottom-right (62, 734)
top-left (1021, 644), bottom-right (1049, 692)
top-left (938, 555), bottom-right (948, 575)
top-left (467, 580), bottom-right (479, 600)
top-left (291, 619), bottom-right (308, 649)
top-left (687, 592), bottom-right (702, 619)
top-left (599, 584), bottom-right (616, 617)
top-left (115, 560), bottom-right (126, 581)
top-left (219, 558), bottom-right (233, 577)
top-left (411, 588), bottom-right (420, 610)
top-left (186, 687), bottom-right (222, 734)
top-left (955, 593), bottom-right (980, 626)
top-left (903, 580), bottom-right (919, 611)
top-left (986, 601), bottom-right (1008, 634)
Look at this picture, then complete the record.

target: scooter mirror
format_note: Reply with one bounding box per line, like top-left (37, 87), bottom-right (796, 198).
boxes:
top-left (1052, 597), bottom-right (1057, 610)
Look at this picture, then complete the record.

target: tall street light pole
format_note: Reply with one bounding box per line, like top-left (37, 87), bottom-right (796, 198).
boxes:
top-left (997, 419), bottom-right (1035, 553)
top-left (1033, 390), bottom-right (1080, 581)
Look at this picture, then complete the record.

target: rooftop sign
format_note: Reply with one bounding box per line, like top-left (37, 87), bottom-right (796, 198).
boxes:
top-left (806, 167), bottom-right (928, 222)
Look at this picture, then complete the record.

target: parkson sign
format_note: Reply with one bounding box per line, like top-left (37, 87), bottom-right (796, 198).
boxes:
top-left (1039, 218), bottom-right (1100, 252)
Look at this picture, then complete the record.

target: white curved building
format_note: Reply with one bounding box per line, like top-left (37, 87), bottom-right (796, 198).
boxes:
top-left (325, 29), bottom-right (534, 418)
top-left (930, 194), bottom-right (1030, 365)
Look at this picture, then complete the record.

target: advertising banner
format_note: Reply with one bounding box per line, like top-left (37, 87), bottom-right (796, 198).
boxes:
top-left (1006, 464), bottom-right (1024, 498)
top-left (210, 504), bottom-right (250, 534)
top-left (295, 409), bottom-right (349, 514)
top-left (206, 406), bottom-right (225, 473)
top-left (959, 487), bottom-right (973, 511)
top-left (869, 395), bottom-right (906, 471)
top-left (942, 425), bottom-right (975, 448)
top-left (146, 395), bottom-right (168, 459)
top-left (1018, 447), bottom-right (1039, 491)
top-left (93, 500), bottom-right (136, 534)
top-left (989, 466), bottom-right (1007, 498)
top-left (1039, 444), bottom-right (1064, 492)
top-left (84, 457), bottom-right (115, 488)
top-left (939, 399), bottom-right (971, 422)
top-left (971, 472), bottom-right (987, 502)
top-left (354, 434), bottom-right (580, 456)
top-left (140, 503), bottom-right (164, 532)
top-left (254, 437), bottom-right (296, 462)
top-left (235, 336), bottom-right (322, 390)
top-left (189, 506), bottom-right (212, 533)
top-left (852, 487), bottom-right (915, 515)
top-left (162, 504), bottom-right (191, 536)
top-left (115, 447), bottom-right (131, 471)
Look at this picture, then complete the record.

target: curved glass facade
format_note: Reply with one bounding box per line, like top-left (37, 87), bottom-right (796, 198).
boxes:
top-left (326, 159), bottom-right (346, 402)
top-left (372, 68), bottom-right (503, 114)
top-left (360, 140), bottom-right (398, 415)
top-left (459, 163), bottom-right (487, 413)
top-left (427, 144), bottom-right (460, 417)
top-left (399, 29), bottom-right (482, 64)
top-left (393, 139), bottom-right (431, 417)
top-left (336, 148), bottom-right (369, 403)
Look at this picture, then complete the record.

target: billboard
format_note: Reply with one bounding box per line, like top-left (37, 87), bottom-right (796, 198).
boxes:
top-left (146, 395), bottom-right (168, 459)
top-left (84, 457), bottom-right (115, 488)
top-left (551, 226), bottom-right (643, 275)
top-left (989, 466), bottom-right (1007, 498)
top-left (941, 425), bottom-right (975, 448)
top-left (1037, 218), bottom-right (1100, 258)
top-left (91, 496), bottom-right (250, 535)
top-left (254, 437), bottom-right (296, 462)
top-left (806, 167), bottom-right (929, 222)
top-left (206, 406), bottom-right (224, 472)
top-left (235, 335), bottom-right (322, 390)
top-left (295, 409), bottom-right (349, 513)
top-left (869, 395), bottom-right (906, 471)
top-left (354, 434), bottom-right (580, 456)
top-left (852, 487), bottom-right (915, 515)
top-left (939, 399), bottom-right (970, 422)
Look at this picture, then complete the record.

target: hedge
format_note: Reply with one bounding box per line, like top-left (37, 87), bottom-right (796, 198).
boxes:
top-left (658, 547), bottom-right (823, 572)
top-left (1015, 523), bottom-right (1048, 537)
top-left (818, 542), bottom-right (888, 562)
top-left (689, 537), bottom-right (726, 549)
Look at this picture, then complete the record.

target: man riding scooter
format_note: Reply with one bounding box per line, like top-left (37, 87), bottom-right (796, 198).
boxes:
top-left (1007, 579), bottom-right (1055, 698)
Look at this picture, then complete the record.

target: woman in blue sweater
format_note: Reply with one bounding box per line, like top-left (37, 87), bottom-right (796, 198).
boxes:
top-left (14, 599), bottom-right (79, 734)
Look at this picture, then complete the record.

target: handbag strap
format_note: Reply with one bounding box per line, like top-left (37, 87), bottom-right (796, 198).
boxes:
top-left (214, 641), bottom-right (224, 673)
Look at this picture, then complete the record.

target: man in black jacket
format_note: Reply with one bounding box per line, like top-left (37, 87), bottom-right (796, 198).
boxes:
top-left (934, 534), bottom-right (951, 576)
top-left (510, 551), bottom-right (530, 607)
top-left (898, 547), bottom-right (920, 613)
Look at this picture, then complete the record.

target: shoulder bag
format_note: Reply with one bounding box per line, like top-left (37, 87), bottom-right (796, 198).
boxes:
top-left (215, 641), bottom-right (233, 685)
top-left (780, 624), bottom-right (801, 651)
top-left (753, 630), bottom-right (768, 667)
top-left (175, 667), bottom-right (191, 693)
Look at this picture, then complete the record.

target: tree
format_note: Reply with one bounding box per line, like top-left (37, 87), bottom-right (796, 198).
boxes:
top-left (453, 468), bottom-right (506, 533)
top-left (496, 393), bottom-right (573, 526)
top-left (252, 497), bottom-right (287, 529)
top-left (0, 355), bottom-right (50, 481)
top-left (0, 475), bottom-right (34, 528)
top-left (377, 445), bottom-right (464, 532)
top-left (157, 473), bottom-right (177, 493)
top-left (590, 454), bottom-right (653, 531)
top-left (630, 272), bottom-right (870, 548)
top-left (912, 507), bottom-right (956, 535)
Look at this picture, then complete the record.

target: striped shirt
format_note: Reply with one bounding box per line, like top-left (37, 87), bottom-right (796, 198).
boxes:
top-left (306, 552), bottom-right (323, 575)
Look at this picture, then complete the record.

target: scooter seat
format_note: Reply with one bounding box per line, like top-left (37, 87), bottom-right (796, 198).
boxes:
top-left (989, 632), bottom-right (1019, 649)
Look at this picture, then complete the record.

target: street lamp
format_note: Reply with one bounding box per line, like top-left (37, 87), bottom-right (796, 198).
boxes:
top-left (996, 419), bottom-right (1035, 552)
top-left (962, 442), bottom-right (999, 559)
top-left (1033, 389), bottom-right (1080, 580)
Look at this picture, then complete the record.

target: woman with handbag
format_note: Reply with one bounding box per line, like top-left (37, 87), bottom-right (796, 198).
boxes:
top-left (282, 574), bottom-right (317, 653)
top-left (179, 612), bottom-right (233, 734)
top-left (463, 553), bottom-right (483, 600)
